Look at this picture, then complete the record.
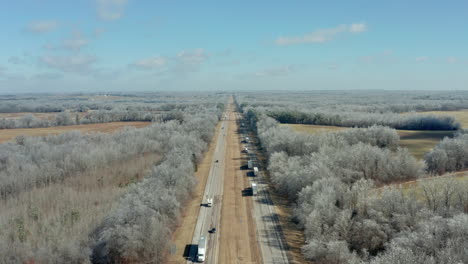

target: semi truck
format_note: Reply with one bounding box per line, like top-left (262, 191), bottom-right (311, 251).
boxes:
top-left (251, 183), bottom-right (258, 196)
top-left (207, 198), bottom-right (213, 207)
top-left (247, 160), bottom-right (253, 169)
top-left (197, 236), bottom-right (207, 262)
top-left (253, 167), bottom-right (259, 176)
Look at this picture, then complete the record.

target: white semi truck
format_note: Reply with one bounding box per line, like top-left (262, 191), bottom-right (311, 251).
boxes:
top-left (197, 236), bottom-right (207, 262)
top-left (251, 183), bottom-right (258, 196)
top-left (253, 167), bottom-right (259, 176)
top-left (247, 160), bottom-right (253, 169)
top-left (207, 198), bottom-right (213, 207)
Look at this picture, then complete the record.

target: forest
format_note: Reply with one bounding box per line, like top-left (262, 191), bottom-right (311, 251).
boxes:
top-left (238, 91), bottom-right (468, 264)
top-left (0, 93), bottom-right (225, 263)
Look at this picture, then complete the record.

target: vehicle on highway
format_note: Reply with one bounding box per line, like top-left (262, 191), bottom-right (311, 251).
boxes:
top-left (197, 236), bottom-right (207, 262)
top-left (251, 183), bottom-right (258, 196)
top-left (253, 167), bottom-right (259, 176)
top-left (209, 227), bottom-right (216, 233)
top-left (215, 160), bottom-right (219, 163)
top-left (207, 198), bottom-right (213, 207)
top-left (247, 160), bottom-right (253, 169)
top-left (242, 147), bottom-right (249, 153)
top-left (245, 136), bottom-right (249, 143)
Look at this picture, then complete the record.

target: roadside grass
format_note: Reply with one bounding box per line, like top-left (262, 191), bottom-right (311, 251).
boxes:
top-left (0, 121), bottom-right (151, 143)
top-left (283, 124), bottom-right (455, 159)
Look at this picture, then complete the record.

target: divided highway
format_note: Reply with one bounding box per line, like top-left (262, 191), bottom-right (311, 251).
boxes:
top-left (185, 98), bottom-right (289, 263)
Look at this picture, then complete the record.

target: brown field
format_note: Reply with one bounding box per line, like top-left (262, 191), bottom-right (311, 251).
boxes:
top-left (0, 121), bottom-right (151, 143)
top-left (283, 124), bottom-right (455, 159)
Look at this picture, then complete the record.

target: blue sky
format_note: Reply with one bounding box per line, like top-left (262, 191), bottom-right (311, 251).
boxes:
top-left (0, 0), bottom-right (467, 93)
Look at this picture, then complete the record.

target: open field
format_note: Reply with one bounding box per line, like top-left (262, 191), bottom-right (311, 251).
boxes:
top-left (283, 124), bottom-right (455, 159)
top-left (0, 121), bottom-right (151, 143)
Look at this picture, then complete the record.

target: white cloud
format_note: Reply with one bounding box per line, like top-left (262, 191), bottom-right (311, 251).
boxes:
top-left (40, 55), bottom-right (97, 73)
top-left (276, 22), bottom-right (367, 46)
top-left (43, 31), bottom-right (89, 52)
top-left (131, 56), bottom-right (167, 69)
top-left (239, 65), bottom-right (302, 79)
top-left (416, 56), bottom-right (429, 62)
top-left (177, 48), bottom-right (209, 64)
top-left (349, 23), bottom-right (367, 33)
top-left (447, 57), bottom-right (457, 64)
top-left (96, 0), bottom-right (128, 21)
top-left (26, 20), bottom-right (59, 33)
top-left (62, 31), bottom-right (89, 51)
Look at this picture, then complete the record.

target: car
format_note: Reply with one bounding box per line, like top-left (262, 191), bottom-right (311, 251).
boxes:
top-left (215, 160), bottom-right (219, 163)
top-left (209, 227), bottom-right (216, 233)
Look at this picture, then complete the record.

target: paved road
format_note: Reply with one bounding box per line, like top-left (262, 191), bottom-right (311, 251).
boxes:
top-left (186, 107), bottom-right (229, 264)
top-left (186, 99), bottom-right (289, 263)
top-left (239, 115), bottom-right (290, 264)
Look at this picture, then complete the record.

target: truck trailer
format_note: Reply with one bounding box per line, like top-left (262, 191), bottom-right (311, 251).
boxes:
top-left (197, 236), bottom-right (207, 262)
top-left (253, 167), bottom-right (259, 176)
top-left (251, 183), bottom-right (258, 196)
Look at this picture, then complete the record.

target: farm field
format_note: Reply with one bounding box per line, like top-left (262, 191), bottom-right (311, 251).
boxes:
top-left (283, 124), bottom-right (455, 159)
top-left (0, 121), bottom-right (151, 143)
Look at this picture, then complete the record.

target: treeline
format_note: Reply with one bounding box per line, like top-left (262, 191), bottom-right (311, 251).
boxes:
top-left (266, 109), bottom-right (460, 130)
top-left (0, 110), bottom-right (160, 129)
top-left (0, 110), bottom-right (219, 263)
top-left (245, 110), bottom-right (468, 264)
top-left (236, 90), bottom-right (468, 114)
top-left (425, 130), bottom-right (468, 174)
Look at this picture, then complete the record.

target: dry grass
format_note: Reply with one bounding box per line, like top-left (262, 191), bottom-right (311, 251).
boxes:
top-left (283, 124), bottom-right (455, 159)
top-left (0, 121), bottom-right (151, 143)
top-left (0, 152), bottom-right (161, 256)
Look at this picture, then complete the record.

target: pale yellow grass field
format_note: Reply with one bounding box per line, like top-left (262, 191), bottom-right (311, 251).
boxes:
top-left (0, 121), bottom-right (151, 143)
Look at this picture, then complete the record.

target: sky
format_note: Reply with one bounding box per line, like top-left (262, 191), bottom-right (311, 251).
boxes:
top-left (0, 0), bottom-right (467, 93)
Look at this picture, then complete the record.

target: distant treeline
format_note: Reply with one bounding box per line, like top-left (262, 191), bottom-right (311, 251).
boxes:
top-left (265, 109), bottom-right (460, 130)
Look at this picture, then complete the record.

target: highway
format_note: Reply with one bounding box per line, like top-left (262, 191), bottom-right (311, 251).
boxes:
top-left (185, 98), bottom-right (289, 263)
top-left (239, 116), bottom-right (290, 264)
top-left (185, 106), bottom-right (228, 264)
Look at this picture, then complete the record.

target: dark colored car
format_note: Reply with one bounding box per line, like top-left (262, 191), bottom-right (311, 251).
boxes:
top-left (209, 227), bottom-right (216, 233)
